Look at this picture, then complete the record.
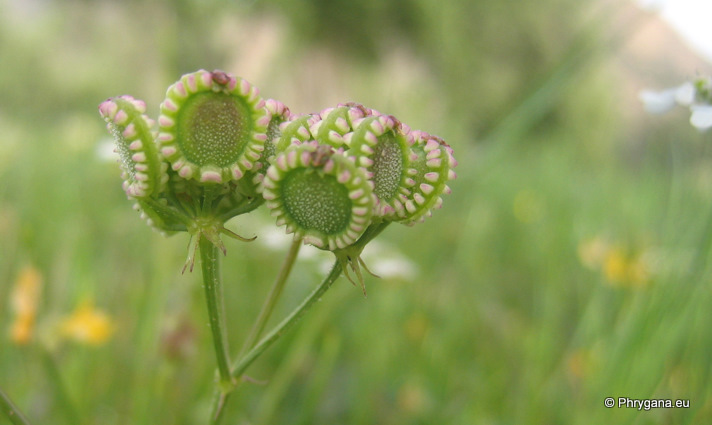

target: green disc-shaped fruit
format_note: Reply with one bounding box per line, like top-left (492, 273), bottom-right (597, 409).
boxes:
top-left (262, 142), bottom-right (375, 251)
top-left (261, 99), bottom-right (292, 164)
top-left (99, 95), bottom-right (167, 198)
top-left (398, 131), bottom-right (456, 225)
top-left (346, 114), bottom-right (414, 218)
top-left (157, 69), bottom-right (269, 184)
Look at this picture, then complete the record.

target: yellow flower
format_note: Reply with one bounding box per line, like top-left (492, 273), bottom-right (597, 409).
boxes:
top-left (8, 265), bottom-right (43, 345)
top-left (578, 236), bottom-right (651, 288)
top-left (603, 247), bottom-right (628, 284)
top-left (60, 300), bottom-right (114, 346)
top-left (603, 248), bottom-right (649, 288)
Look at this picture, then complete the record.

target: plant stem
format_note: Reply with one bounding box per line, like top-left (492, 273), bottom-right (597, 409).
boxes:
top-left (209, 239), bottom-right (301, 425)
top-left (210, 261), bottom-right (344, 424)
top-left (238, 239), bottom-right (302, 358)
top-left (0, 387), bottom-right (32, 425)
top-left (199, 236), bottom-right (235, 391)
top-left (232, 223), bottom-right (389, 376)
top-left (209, 222), bottom-right (390, 424)
top-left (231, 261), bottom-right (343, 380)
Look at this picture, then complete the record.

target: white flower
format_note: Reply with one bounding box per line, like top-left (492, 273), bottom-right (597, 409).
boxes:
top-left (641, 78), bottom-right (712, 131)
top-left (361, 240), bottom-right (418, 281)
top-left (690, 105), bottom-right (712, 130)
top-left (639, 88), bottom-right (677, 114)
top-left (674, 82), bottom-right (696, 106)
top-left (257, 224), bottom-right (293, 251)
top-left (639, 82), bottom-right (696, 114)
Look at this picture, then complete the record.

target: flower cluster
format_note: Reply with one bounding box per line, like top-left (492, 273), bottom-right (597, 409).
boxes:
top-left (639, 76), bottom-right (712, 131)
top-left (99, 70), bottom-right (457, 285)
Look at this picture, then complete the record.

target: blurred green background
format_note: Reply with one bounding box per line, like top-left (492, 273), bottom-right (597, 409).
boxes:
top-left (2, 0), bottom-right (712, 424)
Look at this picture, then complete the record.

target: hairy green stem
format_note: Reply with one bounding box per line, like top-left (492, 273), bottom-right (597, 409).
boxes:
top-left (239, 239), bottom-right (302, 357)
top-left (231, 261), bottom-right (343, 379)
top-left (210, 239), bottom-right (302, 424)
top-left (210, 261), bottom-right (343, 424)
top-left (209, 222), bottom-right (390, 424)
top-left (201, 184), bottom-right (222, 216)
top-left (0, 387), bottom-right (32, 425)
top-left (199, 236), bottom-right (235, 391)
top-left (355, 221), bottom-right (390, 250)
top-left (233, 222), bottom-right (389, 377)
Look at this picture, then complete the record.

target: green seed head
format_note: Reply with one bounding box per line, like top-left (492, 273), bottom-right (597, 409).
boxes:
top-left (157, 69), bottom-right (269, 184)
top-left (99, 95), bottom-right (167, 198)
top-left (398, 131), bottom-right (456, 225)
top-left (262, 142), bottom-right (374, 251)
top-left (251, 112), bottom-right (321, 193)
top-left (262, 99), bottom-right (292, 162)
top-left (346, 114), bottom-right (414, 218)
top-left (251, 99), bottom-right (292, 187)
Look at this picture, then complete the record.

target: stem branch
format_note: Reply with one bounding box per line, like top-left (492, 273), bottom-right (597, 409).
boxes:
top-left (210, 261), bottom-right (343, 424)
top-left (231, 261), bottom-right (343, 381)
top-left (208, 221), bottom-right (390, 424)
top-left (199, 236), bottom-right (234, 390)
top-left (216, 197), bottom-right (265, 223)
top-left (238, 239), bottom-right (302, 358)
top-left (0, 387), bottom-right (32, 425)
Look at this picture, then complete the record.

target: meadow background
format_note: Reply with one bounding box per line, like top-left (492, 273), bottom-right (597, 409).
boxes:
top-left (1, 0), bottom-right (712, 424)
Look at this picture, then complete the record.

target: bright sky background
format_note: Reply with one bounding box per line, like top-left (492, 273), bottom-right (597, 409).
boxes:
top-left (637, 0), bottom-right (712, 63)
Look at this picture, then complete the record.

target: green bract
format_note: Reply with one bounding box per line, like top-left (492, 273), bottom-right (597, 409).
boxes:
top-left (262, 142), bottom-right (374, 250)
top-left (158, 69), bottom-right (269, 184)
